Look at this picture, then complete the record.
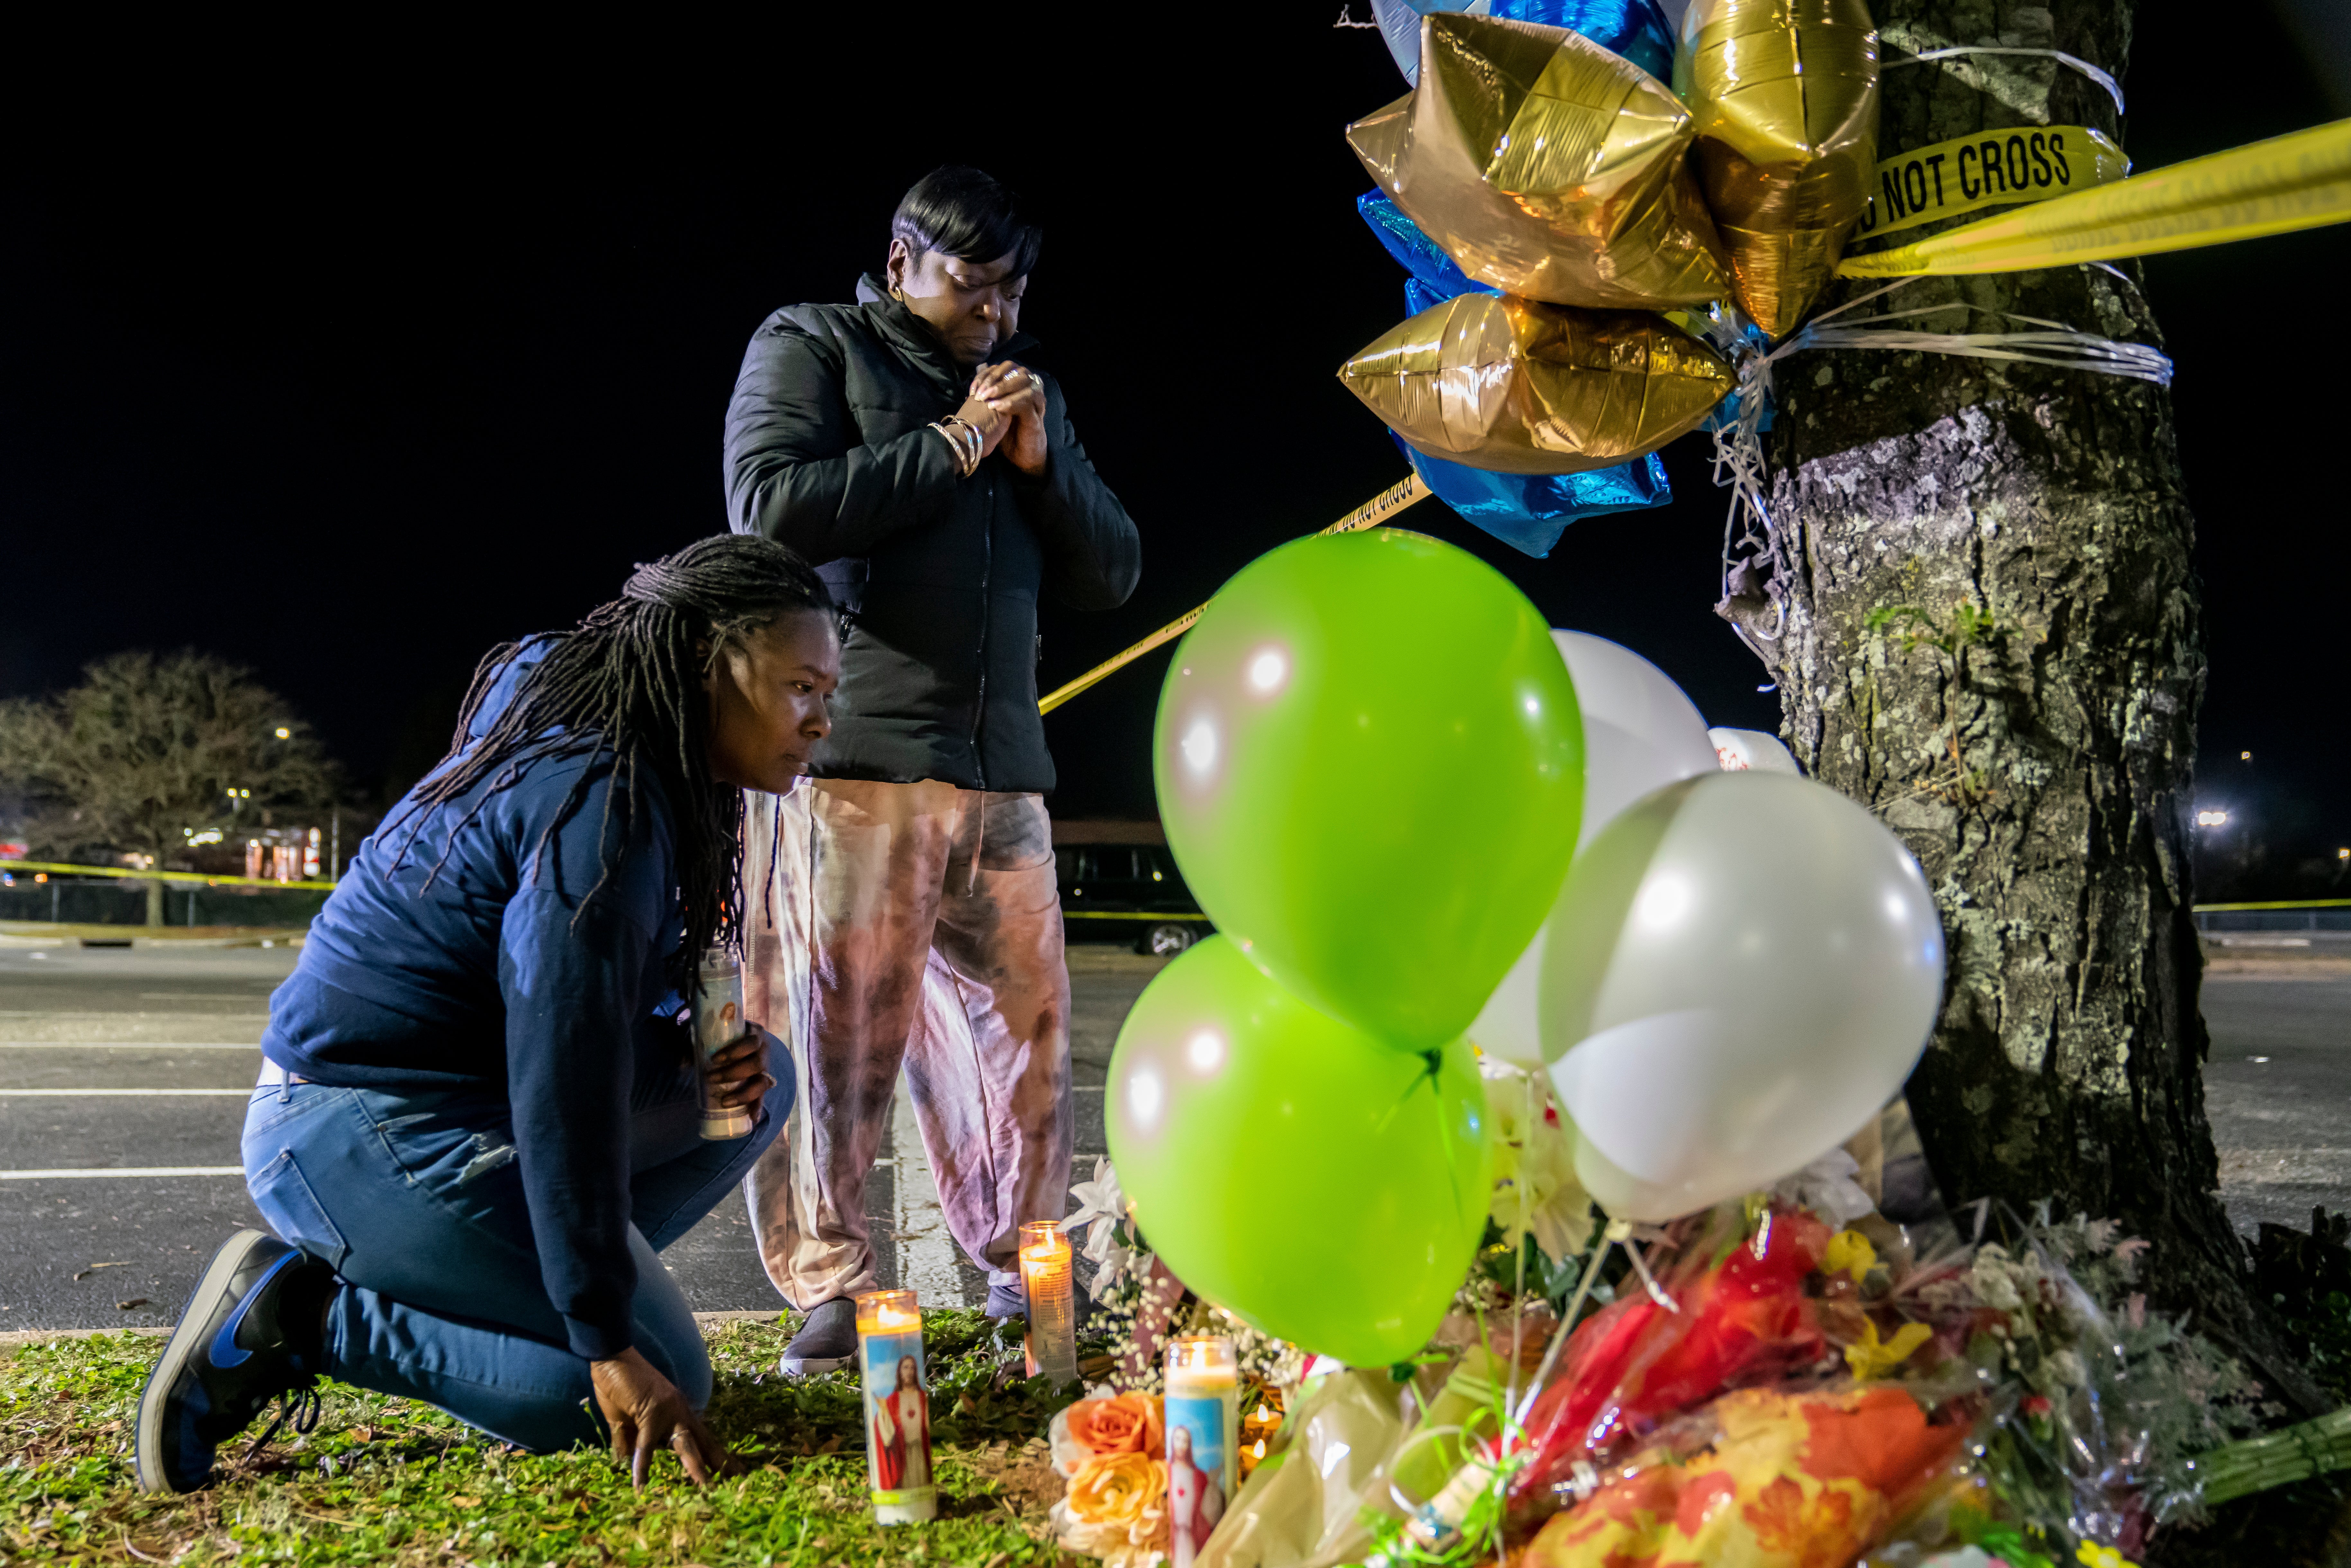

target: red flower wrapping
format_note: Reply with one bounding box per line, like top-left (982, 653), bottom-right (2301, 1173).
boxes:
top-left (1513, 1208), bottom-right (1835, 1506)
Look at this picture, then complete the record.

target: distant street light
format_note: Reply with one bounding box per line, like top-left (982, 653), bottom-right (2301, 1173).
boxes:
top-left (2240, 751), bottom-right (2252, 761)
top-left (2339, 848), bottom-right (2350, 863)
top-left (2195, 809), bottom-right (2230, 827)
top-left (274, 727), bottom-right (291, 739)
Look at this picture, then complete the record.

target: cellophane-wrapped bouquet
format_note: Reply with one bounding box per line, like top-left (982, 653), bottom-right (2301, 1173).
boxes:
top-left (1481, 1189), bottom-right (2271, 1567)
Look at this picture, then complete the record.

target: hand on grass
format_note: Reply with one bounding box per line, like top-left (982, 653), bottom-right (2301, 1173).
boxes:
top-left (591, 1348), bottom-right (735, 1487)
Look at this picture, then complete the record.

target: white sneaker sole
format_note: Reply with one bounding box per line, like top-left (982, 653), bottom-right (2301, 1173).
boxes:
top-left (776, 1351), bottom-right (855, 1378)
top-left (135, 1228), bottom-right (273, 1495)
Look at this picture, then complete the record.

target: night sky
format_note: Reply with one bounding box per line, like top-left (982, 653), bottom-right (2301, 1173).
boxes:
top-left (2, 10), bottom-right (2342, 894)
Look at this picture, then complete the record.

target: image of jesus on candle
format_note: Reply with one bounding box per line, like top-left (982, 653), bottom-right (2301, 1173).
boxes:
top-left (1167, 1423), bottom-right (1225, 1568)
top-left (869, 1354), bottom-right (931, 1492)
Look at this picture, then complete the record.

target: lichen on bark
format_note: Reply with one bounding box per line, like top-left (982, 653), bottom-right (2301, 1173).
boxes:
top-left (1748, 0), bottom-right (2334, 1460)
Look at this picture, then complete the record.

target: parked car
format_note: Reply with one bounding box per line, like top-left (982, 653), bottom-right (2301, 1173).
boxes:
top-left (1058, 842), bottom-right (1213, 955)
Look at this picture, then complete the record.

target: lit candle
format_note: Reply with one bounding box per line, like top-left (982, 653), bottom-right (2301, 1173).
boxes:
top-left (1163, 1334), bottom-right (1239, 1568)
top-left (1018, 1220), bottom-right (1078, 1385)
top-left (1239, 1393), bottom-right (1284, 1479)
top-left (853, 1289), bottom-right (936, 1525)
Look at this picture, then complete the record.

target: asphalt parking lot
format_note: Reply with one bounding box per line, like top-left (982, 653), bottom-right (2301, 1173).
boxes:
top-left (0, 934), bottom-right (1162, 1332)
top-left (2200, 933), bottom-right (2351, 1238)
top-left (1, 931), bottom-right (2340, 1332)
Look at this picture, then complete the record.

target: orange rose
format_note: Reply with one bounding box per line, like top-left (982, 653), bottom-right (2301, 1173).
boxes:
top-left (1063, 1450), bottom-right (1167, 1530)
top-left (1066, 1390), bottom-right (1165, 1459)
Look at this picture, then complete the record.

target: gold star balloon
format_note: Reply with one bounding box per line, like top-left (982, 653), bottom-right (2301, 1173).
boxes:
top-left (1349, 12), bottom-right (1733, 311)
top-left (1675, 0), bottom-right (1880, 338)
top-left (1338, 292), bottom-right (1736, 474)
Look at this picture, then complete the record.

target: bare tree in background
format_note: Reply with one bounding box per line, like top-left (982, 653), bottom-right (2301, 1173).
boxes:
top-left (0, 651), bottom-right (341, 925)
top-left (1731, 0), bottom-right (2348, 1556)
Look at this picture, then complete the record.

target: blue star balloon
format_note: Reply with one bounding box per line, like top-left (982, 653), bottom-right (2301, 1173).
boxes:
top-left (1371, 0), bottom-right (1676, 87)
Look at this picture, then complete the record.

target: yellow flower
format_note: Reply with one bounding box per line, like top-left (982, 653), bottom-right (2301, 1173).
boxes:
top-left (1842, 1317), bottom-right (1932, 1380)
top-left (1486, 1070), bottom-right (1594, 1262)
top-left (1063, 1450), bottom-right (1167, 1530)
top-left (2076, 1544), bottom-right (2136, 1568)
top-left (1824, 1228), bottom-right (1876, 1282)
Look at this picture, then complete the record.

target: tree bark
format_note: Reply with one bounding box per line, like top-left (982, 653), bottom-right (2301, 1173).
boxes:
top-left (1747, 0), bottom-right (2345, 1556)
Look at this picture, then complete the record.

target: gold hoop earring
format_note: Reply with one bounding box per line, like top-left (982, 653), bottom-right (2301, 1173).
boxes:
top-left (890, 283), bottom-right (907, 302)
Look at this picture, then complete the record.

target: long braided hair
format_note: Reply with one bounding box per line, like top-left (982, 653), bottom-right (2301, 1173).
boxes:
top-left (388, 535), bottom-right (830, 988)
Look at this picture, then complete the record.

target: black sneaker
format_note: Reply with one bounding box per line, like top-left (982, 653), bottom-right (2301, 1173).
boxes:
top-left (135, 1230), bottom-right (330, 1493)
top-left (777, 1296), bottom-right (857, 1377)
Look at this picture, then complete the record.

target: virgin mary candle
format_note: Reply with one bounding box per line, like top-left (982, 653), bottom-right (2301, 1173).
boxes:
top-left (1163, 1334), bottom-right (1239, 1568)
top-left (854, 1289), bottom-right (936, 1525)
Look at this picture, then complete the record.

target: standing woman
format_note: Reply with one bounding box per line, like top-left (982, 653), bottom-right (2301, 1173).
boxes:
top-left (136, 536), bottom-right (838, 1492)
top-left (724, 166), bottom-right (1141, 1371)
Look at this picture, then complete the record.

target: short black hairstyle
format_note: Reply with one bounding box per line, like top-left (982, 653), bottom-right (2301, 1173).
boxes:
top-left (891, 166), bottom-right (1043, 279)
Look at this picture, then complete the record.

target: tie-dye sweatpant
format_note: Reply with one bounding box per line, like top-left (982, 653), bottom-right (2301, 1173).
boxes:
top-left (739, 778), bottom-right (1072, 1307)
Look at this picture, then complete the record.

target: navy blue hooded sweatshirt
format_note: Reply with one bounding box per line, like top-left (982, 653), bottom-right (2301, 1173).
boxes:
top-left (261, 643), bottom-right (685, 1360)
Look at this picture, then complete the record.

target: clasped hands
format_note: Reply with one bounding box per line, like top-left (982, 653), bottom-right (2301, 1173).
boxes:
top-left (589, 1025), bottom-right (777, 1488)
top-left (954, 360), bottom-right (1049, 475)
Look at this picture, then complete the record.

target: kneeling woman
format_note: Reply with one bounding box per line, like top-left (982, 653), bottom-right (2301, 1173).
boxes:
top-left (137, 536), bottom-right (839, 1492)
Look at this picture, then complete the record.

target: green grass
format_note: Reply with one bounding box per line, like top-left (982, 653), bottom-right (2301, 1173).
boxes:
top-left (0, 1313), bottom-right (1083, 1566)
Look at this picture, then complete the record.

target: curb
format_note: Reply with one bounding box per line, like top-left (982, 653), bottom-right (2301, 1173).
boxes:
top-left (0, 1310), bottom-right (786, 1354)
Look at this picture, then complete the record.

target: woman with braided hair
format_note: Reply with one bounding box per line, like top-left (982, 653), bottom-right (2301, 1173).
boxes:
top-left (135, 535), bottom-right (839, 1495)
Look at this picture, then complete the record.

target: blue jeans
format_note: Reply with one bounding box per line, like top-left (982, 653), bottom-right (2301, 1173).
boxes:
top-left (240, 1055), bottom-right (788, 1452)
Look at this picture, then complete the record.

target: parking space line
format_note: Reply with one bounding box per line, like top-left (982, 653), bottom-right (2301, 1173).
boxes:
top-left (0, 1167), bottom-right (244, 1180)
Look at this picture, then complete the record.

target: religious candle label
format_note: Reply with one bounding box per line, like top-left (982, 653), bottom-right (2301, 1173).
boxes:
top-left (861, 1329), bottom-right (935, 1523)
top-left (1164, 1389), bottom-right (1236, 1568)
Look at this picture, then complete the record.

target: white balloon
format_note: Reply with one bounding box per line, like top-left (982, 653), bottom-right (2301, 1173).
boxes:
top-left (1710, 726), bottom-right (1801, 775)
top-left (1467, 633), bottom-right (1717, 1069)
top-left (1538, 772), bottom-right (1945, 1221)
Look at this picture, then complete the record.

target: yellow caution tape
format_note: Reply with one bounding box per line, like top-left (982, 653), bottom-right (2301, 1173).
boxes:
top-left (1851, 126), bottom-right (2128, 241)
top-left (1037, 472), bottom-right (1430, 715)
top-left (1, 858), bottom-right (339, 893)
top-left (1838, 117), bottom-right (2351, 277)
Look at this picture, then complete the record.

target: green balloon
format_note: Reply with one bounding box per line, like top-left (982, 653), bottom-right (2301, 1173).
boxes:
top-left (1106, 935), bottom-right (1491, 1368)
top-left (1154, 529), bottom-right (1583, 1047)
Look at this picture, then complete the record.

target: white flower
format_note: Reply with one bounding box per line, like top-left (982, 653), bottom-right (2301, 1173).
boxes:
top-left (1067, 1157), bottom-right (1153, 1301)
top-left (1047, 1406), bottom-right (1091, 1479)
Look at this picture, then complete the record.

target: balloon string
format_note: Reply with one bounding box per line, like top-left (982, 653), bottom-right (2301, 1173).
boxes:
top-left (1710, 272), bottom-right (2172, 668)
top-left (1512, 1218), bottom-right (1626, 1428)
top-left (1882, 45), bottom-right (2126, 118)
top-left (1623, 1235), bottom-right (1680, 1313)
top-left (1384, 1423), bottom-right (1469, 1517)
top-left (1507, 1071), bottom-right (1533, 1420)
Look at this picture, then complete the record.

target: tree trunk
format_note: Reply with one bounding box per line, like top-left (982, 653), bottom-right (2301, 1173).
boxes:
top-left (145, 868), bottom-right (164, 928)
top-left (1746, 0), bottom-right (2345, 1556)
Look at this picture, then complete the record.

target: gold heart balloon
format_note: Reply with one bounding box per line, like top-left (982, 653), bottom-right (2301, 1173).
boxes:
top-left (1675, 0), bottom-right (1880, 338)
top-left (1338, 292), bottom-right (1736, 474)
top-left (1349, 12), bottom-right (1733, 311)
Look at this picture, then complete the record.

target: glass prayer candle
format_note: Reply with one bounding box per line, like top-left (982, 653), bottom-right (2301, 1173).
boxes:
top-left (1018, 1220), bottom-right (1078, 1385)
top-left (1239, 1387), bottom-right (1285, 1478)
top-left (853, 1289), bottom-right (936, 1525)
top-left (1163, 1334), bottom-right (1238, 1568)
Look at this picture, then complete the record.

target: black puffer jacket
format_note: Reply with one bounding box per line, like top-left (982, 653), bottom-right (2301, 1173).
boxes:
top-left (723, 275), bottom-right (1141, 793)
